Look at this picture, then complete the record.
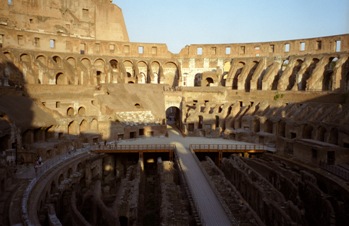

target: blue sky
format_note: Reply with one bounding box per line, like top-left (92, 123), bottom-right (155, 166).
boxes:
top-left (113, 0), bottom-right (349, 53)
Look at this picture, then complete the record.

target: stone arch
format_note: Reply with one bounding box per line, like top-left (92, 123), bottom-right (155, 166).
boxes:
top-left (265, 119), bottom-right (273, 133)
top-left (222, 61), bottom-right (231, 86)
top-left (3, 51), bottom-right (14, 61)
top-left (166, 106), bottom-right (180, 125)
top-left (110, 59), bottom-right (119, 70)
top-left (232, 61), bottom-right (245, 90)
top-left (205, 77), bottom-right (214, 86)
top-left (300, 58), bottom-right (319, 90)
top-left (303, 124), bottom-right (313, 139)
top-left (45, 126), bottom-right (55, 141)
top-left (215, 115), bottom-right (220, 129)
top-left (68, 121), bottom-right (78, 135)
top-left (317, 126), bottom-right (326, 142)
top-left (52, 55), bottom-right (62, 67)
top-left (78, 106), bottom-right (86, 116)
top-left (254, 119), bottom-right (260, 132)
top-left (245, 61), bottom-right (259, 92)
top-left (151, 61), bottom-right (161, 84)
top-left (22, 130), bottom-right (33, 145)
top-left (278, 121), bottom-right (286, 137)
top-left (50, 181), bottom-right (57, 194)
top-left (328, 128), bottom-right (338, 145)
top-left (77, 162), bottom-right (84, 173)
top-left (139, 72), bottom-right (146, 84)
top-left (322, 57), bottom-right (337, 91)
top-left (137, 61), bottom-right (148, 83)
top-left (58, 173), bottom-right (64, 185)
top-left (35, 55), bottom-right (46, 66)
top-left (66, 57), bottom-right (76, 68)
top-left (81, 58), bottom-right (91, 68)
top-left (123, 60), bottom-right (135, 83)
top-left (80, 120), bottom-right (88, 133)
top-left (91, 118), bottom-right (98, 131)
top-left (258, 62), bottom-right (272, 90)
top-left (79, 58), bottom-right (91, 85)
top-left (67, 107), bottom-right (74, 117)
top-left (67, 168), bottom-right (73, 178)
top-left (163, 62), bottom-right (178, 87)
top-left (109, 59), bottom-right (119, 83)
top-left (94, 58), bottom-right (106, 84)
top-left (20, 53), bottom-right (31, 63)
top-left (56, 72), bottom-right (67, 85)
top-left (287, 59), bottom-right (303, 90)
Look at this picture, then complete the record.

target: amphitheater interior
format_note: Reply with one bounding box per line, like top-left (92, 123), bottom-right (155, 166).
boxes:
top-left (0, 1), bottom-right (349, 226)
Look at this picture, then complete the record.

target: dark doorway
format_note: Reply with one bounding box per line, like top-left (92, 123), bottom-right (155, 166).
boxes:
top-left (130, 132), bottom-right (136, 139)
top-left (327, 151), bottom-right (335, 165)
top-left (166, 107), bottom-right (180, 126)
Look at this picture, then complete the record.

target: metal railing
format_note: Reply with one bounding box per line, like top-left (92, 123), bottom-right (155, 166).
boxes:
top-left (92, 143), bottom-right (176, 151)
top-left (319, 161), bottom-right (349, 181)
top-left (190, 143), bottom-right (267, 151)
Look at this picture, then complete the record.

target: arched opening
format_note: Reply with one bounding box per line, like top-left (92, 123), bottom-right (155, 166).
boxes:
top-left (303, 124), bottom-right (313, 139)
top-left (124, 60), bottom-right (134, 83)
top-left (232, 62), bottom-right (245, 90)
top-left (119, 216), bottom-right (128, 226)
top-left (205, 77), bottom-right (214, 86)
top-left (91, 119), bottom-right (98, 131)
top-left (139, 72), bottom-right (146, 84)
top-left (20, 53), bottom-right (30, 63)
top-left (198, 116), bottom-right (203, 129)
top-left (163, 62), bottom-right (178, 87)
top-left (68, 121), bottom-right (78, 135)
top-left (52, 55), bottom-right (62, 67)
top-left (78, 107), bottom-right (86, 116)
top-left (22, 130), bottom-right (33, 145)
top-left (278, 121), bottom-right (286, 137)
top-left (166, 107), bottom-right (180, 126)
top-left (317, 126), bottom-right (326, 142)
top-left (151, 61), bottom-right (161, 84)
top-left (322, 57), bottom-right (337, 91)
top-left (287, 59), bottom-right (303, 90)
top-left (50, 181), bottom-right (57, 194)
top-left (299, 58), bottom-right (319, 90)
top-left (215, 116), bottom-right (220, 129)
top-left (245, 61), bottom-right (258, 92)
top-left (94, 59), bottom-right (105, 84)
top-left (110, 59), bottom-right (118, 69)
top-left (58, 174), bottom-right (64, 184)
top-left (254, 119), bottom-right (260, 132)
top-left (67, 107), bottom-right (74, 117)
top-left (194, 73), bottom-right (202, 87)
top-left (67, 168), bottom-right (73, 178)
top-left (222, 61), bottom-right (231, 86)
top-left (265, 120), bottom-right (273, 133)
top-left (56, 72), bottom-right (67, 85)
top-left (66, 57), bottom-right (76, 68)
top-left (36, 55), bottom-right (46, 65)
top-left (328, 128), bottom-right (338, 145)
top-left (137, 61), bottom-right (148, 83)
top-left (80, 120), bottom-right (88, 133)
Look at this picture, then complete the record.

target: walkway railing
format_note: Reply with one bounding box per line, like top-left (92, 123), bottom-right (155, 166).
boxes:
top-left (190, 143), bottom-right (267, 151)
top-left (319, 161), bottom-right (349, 181)
top-left (92, 143), bottom-right (176, 151)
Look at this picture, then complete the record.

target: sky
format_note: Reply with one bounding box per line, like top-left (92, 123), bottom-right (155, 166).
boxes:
top-left (113, 0), bottom-right (349, 53)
